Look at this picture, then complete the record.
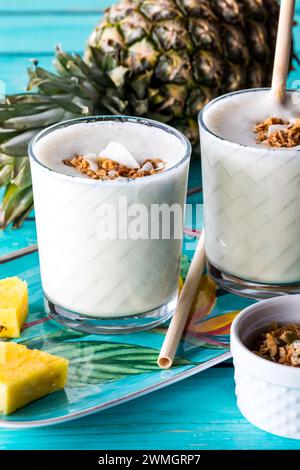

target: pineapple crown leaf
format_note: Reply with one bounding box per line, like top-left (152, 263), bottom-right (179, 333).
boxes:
top-left (0, 128), bottom-right (41, 158)
top-left (10, 157), bottom-right (32, 189)
top-left (0, 183), bottom-right (33, 229)
top-left (0, 154), bottom-right (14, 186)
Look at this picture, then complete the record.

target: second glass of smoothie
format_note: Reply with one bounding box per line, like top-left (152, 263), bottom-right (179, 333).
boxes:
top-left (199, 88), bottom-right (300, 298)
top-left (29, 116), bottom-right (191, 333)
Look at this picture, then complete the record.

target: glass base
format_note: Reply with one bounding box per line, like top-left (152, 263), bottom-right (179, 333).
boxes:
top-left (45, 294), bottom-right (177, 334)
top-left (207, 260), bottom-right (300, 300)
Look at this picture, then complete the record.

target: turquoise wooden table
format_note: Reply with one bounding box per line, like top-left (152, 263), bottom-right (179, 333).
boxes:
top-left (1, 0), bottom-right (300, 450)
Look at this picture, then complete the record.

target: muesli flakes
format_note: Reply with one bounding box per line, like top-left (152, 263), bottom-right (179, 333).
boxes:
top-left (63, 156), bottom-right (165, 180)
top-left (253, 322), bottom-right (300, 366)
top-left (254, 117), bottom-right (300, 148)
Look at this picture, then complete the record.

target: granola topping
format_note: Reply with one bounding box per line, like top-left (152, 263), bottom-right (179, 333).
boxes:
top-left (63, 156), bottom-right (165, 180)
top-left (254, 117), bottom-right (300, 148)
top-left (252, 322), bottom-right (300, 366)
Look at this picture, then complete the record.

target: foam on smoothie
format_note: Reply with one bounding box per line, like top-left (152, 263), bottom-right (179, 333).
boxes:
top-left (203, 89), bottom-right (300, 148)
top-left (34, 120), bottom-right (186, 177)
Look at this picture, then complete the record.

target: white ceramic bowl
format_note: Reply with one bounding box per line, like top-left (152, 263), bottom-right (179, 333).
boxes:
top-left (231, 295), bottom-right (300, 439)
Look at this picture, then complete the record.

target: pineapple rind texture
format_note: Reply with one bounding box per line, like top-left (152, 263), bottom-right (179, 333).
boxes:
top-left (86, 0), bottom-right (281, 142)
top-left (0, 342), bottom-right (69, 415)
top-left (0, 277), bottom-right (28, 338)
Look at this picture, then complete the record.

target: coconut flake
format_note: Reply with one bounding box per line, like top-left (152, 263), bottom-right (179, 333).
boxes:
top-left (84, 153), bottom-right (99, 171)
top-left (99, 141), bottom-right (139, 169)
top-left (154, 161), bottom-right (165, 170)
top-left (139, 161), bottom-right (153, 173)
top-left (268, 124), bottom-right (289, 137)
top-left (107, 169), bottom-right (116, 177)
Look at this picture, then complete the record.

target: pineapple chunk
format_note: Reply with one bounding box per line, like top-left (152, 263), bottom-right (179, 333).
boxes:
top-left (0, 342), bottom-right (69, 415)
top-left (0, 277), bottom-right (28, 338)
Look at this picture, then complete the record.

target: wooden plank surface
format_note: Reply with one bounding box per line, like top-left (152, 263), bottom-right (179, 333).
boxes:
top-left (0, 370), bottom-right (300, 450)
top-left (0, 0), bottom-right (111, 12)
top-left (2, 0), bottom-right (300, 13)
top-left (0, 14), bottom-right (100, 54)
top-left (0, 56), bottom-right (54, 94)
top-left (0, 219), bottom-right (36, 257)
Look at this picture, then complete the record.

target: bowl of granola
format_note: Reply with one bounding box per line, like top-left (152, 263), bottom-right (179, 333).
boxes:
top-left (231, 295), bottom-right (300, 439)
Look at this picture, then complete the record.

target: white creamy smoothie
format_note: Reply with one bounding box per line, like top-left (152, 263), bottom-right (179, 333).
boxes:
top-left (29, 117), bottom-right (190, 325)
top-left (200, 89), bottom-right (300, 286)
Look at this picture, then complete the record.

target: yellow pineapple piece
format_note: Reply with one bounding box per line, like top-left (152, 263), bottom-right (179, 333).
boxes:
top-left (0, 277), bottom-right (28, 338)
top-left (0, 342), bottom-right (69, 415)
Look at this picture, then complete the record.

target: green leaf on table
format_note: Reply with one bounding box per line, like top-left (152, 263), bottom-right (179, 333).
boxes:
top-left (180, 254), bottom-right (191, 281)
top-left (20, 329), bottom-right (85, 350)
top-left (22, 333), bottom-right (192, 388)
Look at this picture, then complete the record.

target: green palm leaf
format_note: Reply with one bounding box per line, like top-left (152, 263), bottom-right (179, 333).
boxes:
top-left (21, 331), bottom-right (192, 388)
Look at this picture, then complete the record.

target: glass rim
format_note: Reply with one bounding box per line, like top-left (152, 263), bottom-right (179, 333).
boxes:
top-left (28, 115), bottom-right (192, 184)
top-left (198, 87), bottom-right (300, 153)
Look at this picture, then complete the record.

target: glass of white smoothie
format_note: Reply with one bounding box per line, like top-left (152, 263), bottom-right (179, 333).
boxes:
top-left (199, 88), bottom-right (300, 299)
top-left (29, 116), bottom-right (191, 333)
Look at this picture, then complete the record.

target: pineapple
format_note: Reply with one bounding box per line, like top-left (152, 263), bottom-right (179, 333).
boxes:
top-left (0, 342), bottom-right (68, 415)
top-left (86, 0), bottom-right (282, 142)
top-left (0, 277), bottom-right (28, 338)
top-left (0, 0), bottom-right (293, 228)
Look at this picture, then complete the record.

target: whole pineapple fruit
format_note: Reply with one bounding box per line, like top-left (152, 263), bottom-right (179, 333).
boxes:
top-left (86, 0), bottom-right (281, 143)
